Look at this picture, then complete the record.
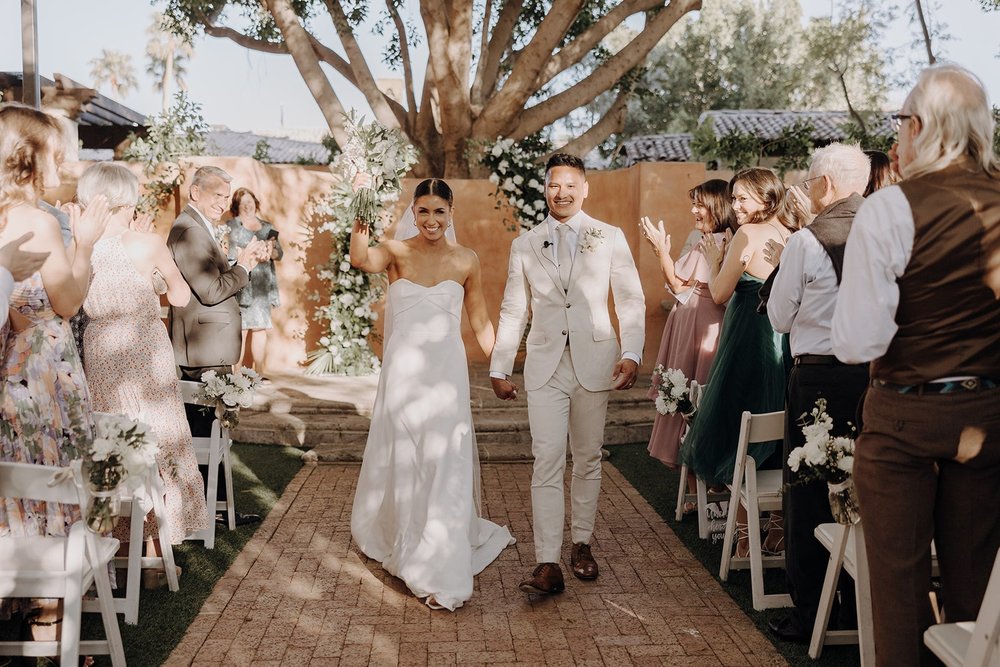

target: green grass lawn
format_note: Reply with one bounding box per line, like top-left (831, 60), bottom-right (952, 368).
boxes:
top-left (0, 443), bottom-right (303, 667)
top-left (607, 442), bottom-right (861, 667)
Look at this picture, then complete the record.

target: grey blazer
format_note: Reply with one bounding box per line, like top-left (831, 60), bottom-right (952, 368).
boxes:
top-left (167, 205), bottom-right (249, 369)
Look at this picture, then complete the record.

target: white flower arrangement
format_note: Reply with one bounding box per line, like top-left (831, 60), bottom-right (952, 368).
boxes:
top-left (479, 136), bottom-right (550, 231)
top-left (579, 227), bottom-right (605, 253)
top-left (199, 367), bottom-right (262, 429)
top-left (84, 413), bottom-right (159, 533)
top-left (298, 114), bottom-right (419, 375)
top-left (652, 365), bottom-right (695, 416)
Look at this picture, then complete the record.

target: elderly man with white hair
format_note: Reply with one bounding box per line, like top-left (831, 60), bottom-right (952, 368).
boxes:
top-left (764, 142), bottom-right (871, 643)
top-left (832, 64), bottom-right (1000, 665)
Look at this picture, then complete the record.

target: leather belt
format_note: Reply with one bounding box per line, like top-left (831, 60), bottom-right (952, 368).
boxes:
top-left (872, 378), bottom-right (999, 395)
top-left (793, 354), bottom-right (860, 367)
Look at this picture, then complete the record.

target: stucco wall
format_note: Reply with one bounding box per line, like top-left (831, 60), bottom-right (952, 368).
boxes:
top-left (50, 158), bottom-right (707, 373)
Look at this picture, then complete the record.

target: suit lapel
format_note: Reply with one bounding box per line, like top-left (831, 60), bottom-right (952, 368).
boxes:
top-left (528, 224), bottom-right (565, 294)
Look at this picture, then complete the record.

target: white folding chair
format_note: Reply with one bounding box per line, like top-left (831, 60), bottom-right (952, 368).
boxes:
top-left (675, 382), bottom-right (729, 539)
top-left (925, 547), bottom-right (1000, 666)
top-left (718, 409), bottom-right (792, 610)
top-left (179, 380), bottom-right (235, 549)
top-left (810, 521), bottom-right (941, 663)
top-left (0, 461), bottom-right (126, 667)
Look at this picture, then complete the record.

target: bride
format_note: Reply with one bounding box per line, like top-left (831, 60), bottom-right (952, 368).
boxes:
top-left (348, 178), bottom-right (514, 611)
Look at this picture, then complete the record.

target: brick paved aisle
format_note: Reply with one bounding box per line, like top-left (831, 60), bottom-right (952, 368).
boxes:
top-left (165, 462), bottom-right (786, 666)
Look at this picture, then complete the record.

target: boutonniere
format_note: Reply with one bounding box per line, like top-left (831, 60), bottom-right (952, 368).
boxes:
top-left (579, 227), bottom-right (605, 253)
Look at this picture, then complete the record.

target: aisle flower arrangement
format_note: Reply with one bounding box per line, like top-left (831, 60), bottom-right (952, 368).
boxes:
top-left (478, 136), bottom-right (549, 231)
top-left (198, 367), bottom-right (262, 429)
top-left (651, 365), bottom-right (696, 417)
top-left (786, 398), bottom-right (860, 524)
top-left (84, 413), bottom-right (159, 533)
top-left (301, 113), bottom-right (418, 375)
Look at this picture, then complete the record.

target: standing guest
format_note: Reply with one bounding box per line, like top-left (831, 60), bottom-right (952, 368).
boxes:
top-left (0, 233), bottom-right (48, 326)
top-left (491, 153), bottom-right (645, 595)
top-left (765, 143), bottom-right (871, 643)
top-left (832, 63), bottom-right (1000, 666)
top-left (0, 103), bottom-right (110, 636)
top-left (225, 187), bottom-right (283, 376)
top-left (639, 180), bottom-right (733, 488)
top-left (679, 167), bottom-right (804, 557)
top-left (78, 163), bottom-right (209, 547)
top-left (862, 149), bottom-right (898, 197)
top-left (168, 166), bottom-right (265, 526)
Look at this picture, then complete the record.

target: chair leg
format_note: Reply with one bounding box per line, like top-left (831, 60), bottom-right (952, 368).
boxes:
top-left (675, 464), bottom-right (689, 522)
top-left (150, 480), bottom-right (180, 592)
top-left (696, 478), bottom-right (710, 540)
top-left (223, 443), bottom-right (236, 531)
top-left (204, 449), bottom-right (220, 550)
top-left (124, 499), bottom-right (144, 625)
top-left (719, 486), bottom-right (739, 581)
top-left (809, 524), bottom-right (849, 659)
top-left (853, 524), bottom-right (876, 667)
top-left (88, 537), bottom-right (127, 667)
top-left (747, 495), bottom-right (766, 609)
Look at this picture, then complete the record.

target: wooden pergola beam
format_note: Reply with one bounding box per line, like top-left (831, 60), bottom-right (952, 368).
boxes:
top-left (21, 0), bottom-right (40, 108)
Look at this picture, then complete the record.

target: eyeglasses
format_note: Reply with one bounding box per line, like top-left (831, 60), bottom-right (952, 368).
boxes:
top-left (797, 175), bottom-right (824, 192)
top-left (890, 113), bottom-right (916, 132)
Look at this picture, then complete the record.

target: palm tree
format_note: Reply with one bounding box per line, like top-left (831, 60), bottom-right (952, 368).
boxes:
top-left (146, 13), bottom-right (194, 112)
top-left (89, 50), bottom-right (138, 99)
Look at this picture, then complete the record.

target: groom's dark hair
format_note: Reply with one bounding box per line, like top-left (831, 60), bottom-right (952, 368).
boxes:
top-left (545, 153), bottom-right (586, 177)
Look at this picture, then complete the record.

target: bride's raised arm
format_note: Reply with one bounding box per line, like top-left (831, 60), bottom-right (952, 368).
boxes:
top-left (350, 219), bottom-right (394, 273)
top-left (462, 251), bottom-right (496, 359)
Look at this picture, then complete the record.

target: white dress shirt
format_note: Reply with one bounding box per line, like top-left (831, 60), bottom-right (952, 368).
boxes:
top-left (767, 228), bottom-right (840, 356)
top-left (189, 206), bottom-right (250, 275)
top-left (0, 267), bottom-right (12, 329)
top-left (831, 186), bottom-right (914, 364)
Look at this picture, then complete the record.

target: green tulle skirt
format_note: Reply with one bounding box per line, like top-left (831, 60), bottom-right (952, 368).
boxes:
top-left (679, 274), bottom-right (790, 486)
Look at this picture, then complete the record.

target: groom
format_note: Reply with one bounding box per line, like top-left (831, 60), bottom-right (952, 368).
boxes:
top-left (491, 153), bottom-right (645, 595)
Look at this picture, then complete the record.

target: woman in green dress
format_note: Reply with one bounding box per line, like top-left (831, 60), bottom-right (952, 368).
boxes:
top-left (679, 167), bottom-right (804, 556)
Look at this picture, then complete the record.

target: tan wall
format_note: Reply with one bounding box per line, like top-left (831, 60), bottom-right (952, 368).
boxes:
top-left (51, 158), bottom-right (708, 373)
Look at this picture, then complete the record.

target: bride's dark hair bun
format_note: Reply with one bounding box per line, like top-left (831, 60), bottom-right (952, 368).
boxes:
top-left (414, 178), bottom-right (454, 207)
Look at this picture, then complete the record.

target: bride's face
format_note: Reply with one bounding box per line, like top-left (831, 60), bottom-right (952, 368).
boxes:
top-left (413, 195), bottom-right (452, 241)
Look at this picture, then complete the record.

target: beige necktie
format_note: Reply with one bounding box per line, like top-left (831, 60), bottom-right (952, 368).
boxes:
top-left (557, 223), bottom-right (573, 290)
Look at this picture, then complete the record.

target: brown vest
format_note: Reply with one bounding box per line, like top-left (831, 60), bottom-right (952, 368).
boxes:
top-left (872, 160), bottom-right (1000, 384)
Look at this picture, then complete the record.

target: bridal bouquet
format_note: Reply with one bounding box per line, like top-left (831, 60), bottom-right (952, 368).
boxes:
top-left (652, 365), bottom-right (696, 417)
top-left (340, 111), bottom-right (418, 231)
top-left (84, 413), bottom-right (159, 533)
top-left (786, 398), bottom-right (860, 524)
top-left (199, 367), bottom-right (262, 430)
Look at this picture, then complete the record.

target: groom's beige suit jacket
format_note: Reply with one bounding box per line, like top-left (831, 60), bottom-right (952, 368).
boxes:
top-left (491, 212), bottom-right (645, 391)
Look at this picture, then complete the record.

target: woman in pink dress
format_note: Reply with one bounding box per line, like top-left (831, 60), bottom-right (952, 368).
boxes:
top-left (640, 180), bottom-right (736, 495)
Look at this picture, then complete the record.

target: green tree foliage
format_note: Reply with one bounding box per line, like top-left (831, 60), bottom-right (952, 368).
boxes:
top-left (253, 138), bottom-right (272, 163)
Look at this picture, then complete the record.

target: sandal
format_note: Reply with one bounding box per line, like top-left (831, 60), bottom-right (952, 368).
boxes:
top-left (734, 521), bottom-right (751, 559)
top-left (682, 501), bottom-right (697, 516)
top-left (762, 512), bottom-right (785, 556)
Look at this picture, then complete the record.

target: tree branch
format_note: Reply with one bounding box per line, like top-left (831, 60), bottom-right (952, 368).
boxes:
top-left (507, 0), bottom-right (699, 139)
top-left (914, 0), bottom-right (936, 64)
top-left (836, 67), bottom-right (868, 134)
top-left (385, 0), bottom-right (418, 123)
top-left (262, 0), bottom-right (350, 147)
top-left (553, 87), bottom-right (631, 158)
top-left (475, 0), bottom-right (523, 105)
top-left (469, 0), bottom-right (494, 110)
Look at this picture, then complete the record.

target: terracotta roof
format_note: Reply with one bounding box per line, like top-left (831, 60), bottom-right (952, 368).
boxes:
top-left (206, 129), bottom-right (330, 164)
top-left (620, 109), bottom-right (894, 166)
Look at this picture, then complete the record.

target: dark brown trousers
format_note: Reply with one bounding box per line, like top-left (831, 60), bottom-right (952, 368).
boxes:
top-left (854, 383), bottom-right (1000, 666)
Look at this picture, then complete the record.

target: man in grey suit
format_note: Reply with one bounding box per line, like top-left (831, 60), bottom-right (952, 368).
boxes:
top-left (168, 166), bottom-right (264, 382)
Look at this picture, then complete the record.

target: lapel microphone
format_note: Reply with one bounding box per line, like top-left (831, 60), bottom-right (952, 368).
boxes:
top-left (542, 241), bottom-right (552, 249)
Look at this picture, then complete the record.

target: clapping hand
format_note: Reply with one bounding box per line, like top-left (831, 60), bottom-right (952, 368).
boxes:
top-left (131, 211), bottom-right (156, 234)
top-left (352, 171), bottom-right (374, 192)
top-left (0, 232), bottom-right (49, 281)
top-left (639, 216), bottom-right (670, 257)
top-left (491, 377), bottom-right (518, 401)
top-left (64, 195), bottom-right (111, 248)
top-left (238, 237), bottom-right (267, 271)
top-left (700, 228), bottom-right (728, 269)
top-left (763, 238), bottom-right (784, 266)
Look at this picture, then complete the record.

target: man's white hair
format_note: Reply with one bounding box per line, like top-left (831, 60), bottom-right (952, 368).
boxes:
top-left (903, 62), bottom-right (1000, 179)
top-left (809, 142), bottom-right (871, 195)
top-left (190, 165), bottom-right (232, 191)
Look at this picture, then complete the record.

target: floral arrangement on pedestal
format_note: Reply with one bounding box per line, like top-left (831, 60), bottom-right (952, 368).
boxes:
top-left (300, 113), bottom-right (418, 375)
top-left (478, 135), bottom-right (551, 232)
top-left (84, 413), bottom-right (159, 533)
top-left (651, 365), bottom-right (696, 417)
top-left (198, 367), bottom-right (262, 429)
top-left (786, 398), bottom-right (860, 525)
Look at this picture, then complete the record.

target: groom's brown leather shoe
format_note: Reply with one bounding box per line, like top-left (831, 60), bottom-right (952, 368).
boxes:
top-left (571, 543), bottom-right (599, 580)
top-left (518, 562), bottom-right (565, 595)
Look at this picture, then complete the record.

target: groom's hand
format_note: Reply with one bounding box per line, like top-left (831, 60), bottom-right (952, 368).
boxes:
top-left (611, 359), bottom-right (639, 390)
top-left (491, 377), bottom-right (518, 401)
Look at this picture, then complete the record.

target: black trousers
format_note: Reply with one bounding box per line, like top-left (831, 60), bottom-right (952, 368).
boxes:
top-left (181, 365), bottom-right (231, 503)
top-left (782, 360), bottom-right (869, 628)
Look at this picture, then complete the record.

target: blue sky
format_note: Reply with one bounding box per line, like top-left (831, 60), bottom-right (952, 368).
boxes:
top-left (1, 1), bottom-right (998, 135)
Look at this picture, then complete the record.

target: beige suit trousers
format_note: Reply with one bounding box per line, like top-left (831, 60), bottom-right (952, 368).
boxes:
top-left (528, 346), bottom-right (610, 563)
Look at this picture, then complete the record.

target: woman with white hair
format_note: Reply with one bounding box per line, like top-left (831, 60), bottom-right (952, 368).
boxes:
top-left (78, 163), bottom-right (209, 556)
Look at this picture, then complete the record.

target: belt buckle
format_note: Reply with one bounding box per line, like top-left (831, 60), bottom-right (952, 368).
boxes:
top-left (960, 378), bottom-right (980, 391)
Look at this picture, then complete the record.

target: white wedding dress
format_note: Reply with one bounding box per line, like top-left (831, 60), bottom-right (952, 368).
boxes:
top-left (350, 278), bottom-right (515, 611)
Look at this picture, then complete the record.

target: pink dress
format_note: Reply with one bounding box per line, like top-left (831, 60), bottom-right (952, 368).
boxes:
top-left (83, 234), bottom-right (209, 543)
top-left (646, 233), bottom-right (726, 467)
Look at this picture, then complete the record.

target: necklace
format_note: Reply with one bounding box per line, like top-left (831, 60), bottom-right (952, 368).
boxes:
top-left (766, 219), bottom-right (789, 242)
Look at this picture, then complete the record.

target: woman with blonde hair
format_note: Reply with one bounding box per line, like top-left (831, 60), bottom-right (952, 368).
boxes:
top-left (78, 162), bottom-right (209, 553)
top-left (680, 167), bottom-right (804, 555)
top-left (0, 103), bottom-right (109, 634)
